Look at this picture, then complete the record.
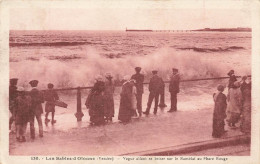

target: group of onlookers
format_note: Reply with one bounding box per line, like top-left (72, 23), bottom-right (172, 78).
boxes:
top-left (9, 79), bottom-right (59, 142)
top-left (212, 70), bottom-right (251, 138)
top-left (9, 68), bottom-right (251, 142)
top-left (85, 67), bottom-right (180, 125)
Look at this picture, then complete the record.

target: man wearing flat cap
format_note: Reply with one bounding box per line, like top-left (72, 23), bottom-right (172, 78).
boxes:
top-left (131, 67), bottom-right (144, 117)
top-left (29, 80), bottom-right (44, 138)
top-left (168, 68), bottom-right (180, 112)
top-left (143, 70), bottom-right (164, 115)
top-left (9, 78), bottom-right (18, 131)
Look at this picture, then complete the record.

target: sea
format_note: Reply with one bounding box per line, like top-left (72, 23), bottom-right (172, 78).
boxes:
top-left (9, 30), bottom-right (251, 128)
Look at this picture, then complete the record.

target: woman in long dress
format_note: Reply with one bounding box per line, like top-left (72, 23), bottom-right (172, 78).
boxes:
top-left (104, 73), bottom-right (115, 122)
top-left (212, 85), bottom-right (227, 138)
top-left (240, 76), bottom-right (251, 134)
top-left (226, 81), bottom-right (243, 127)
top-left (85, 75), bottom-right (105, 125)
top-left (118, 76), bottom-right (136, 123)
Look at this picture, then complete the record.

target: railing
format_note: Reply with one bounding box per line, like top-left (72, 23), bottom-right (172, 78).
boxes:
top-left (46, 75), bottom-right (250, 121)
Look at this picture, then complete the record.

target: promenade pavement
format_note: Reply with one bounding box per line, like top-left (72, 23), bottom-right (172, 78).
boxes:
top-left (9, 106), bottom-right (248, 156)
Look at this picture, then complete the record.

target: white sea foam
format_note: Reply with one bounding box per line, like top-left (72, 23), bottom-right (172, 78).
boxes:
top-left (10, 46), bottom-right (250, 89)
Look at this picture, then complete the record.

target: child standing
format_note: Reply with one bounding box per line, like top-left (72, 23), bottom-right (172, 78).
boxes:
top-left (44, 83), bottom-right (59, 125)
top-left (212, 85), bottom-right (227, 138)
top-left (14, 87), bottom-right (31, 142)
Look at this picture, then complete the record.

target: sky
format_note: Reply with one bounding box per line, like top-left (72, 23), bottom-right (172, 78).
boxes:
top-left (9, 1), bottom-right (252, 30)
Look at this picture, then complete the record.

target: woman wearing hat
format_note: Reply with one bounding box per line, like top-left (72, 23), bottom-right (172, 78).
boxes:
top-left (103, 73), bottom-right (115, 122)
top-left (226, 81), bottom-right (243, 127)
top-left (118, 75), bottom-right (136, 123)
top-left (85, 75), bottom-right (106, 125)
top-left (227, 70), bottom-right (237, 89)
top-left (212, 85), bottom-right (227, 138)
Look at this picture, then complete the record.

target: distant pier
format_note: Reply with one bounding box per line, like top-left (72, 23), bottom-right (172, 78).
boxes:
top-left (125, 27), bottom-right (252, 32)
top-left (125, 28), bottom-right (191, 33)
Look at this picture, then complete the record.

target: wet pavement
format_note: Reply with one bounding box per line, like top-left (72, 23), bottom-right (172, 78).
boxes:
top-left (9, 106), bottom-right (246, 156)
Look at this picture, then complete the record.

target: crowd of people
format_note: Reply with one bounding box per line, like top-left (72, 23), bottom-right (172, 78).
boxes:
top-left (9, 79), bottom-right (59, 142)
top-left (212, 70), bottom-right (251, 138)
top-left (9, 67), bottom-right (251, 143)
top-left (84, 67), bottom-right (180, 125)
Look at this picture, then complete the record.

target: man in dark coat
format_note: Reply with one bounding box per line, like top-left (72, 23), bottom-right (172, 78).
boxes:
top-left (143, 70), bottom-right (164, 115)
top-left (29, 80), bottom-right (44, 138)
top-left (131, 67), bottom-right (144, 117)
top-left (168, 68), bottom-right (180, 112)
top-left (9, 78), bottom-right (18, 131)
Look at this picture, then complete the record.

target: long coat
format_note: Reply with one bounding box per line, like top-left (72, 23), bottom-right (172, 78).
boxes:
top-left (226, 87), bottom-right (242, 124)
top-left (228, 75), bottom-right (237, 89)
top-left (9, 85), bottom-right (18, 113)
top-left (149, 75), bottom-right (164, 94)
top-left (169, 73), bottom-right (180, 93)
top-left (212, 92), bottom-right (227, 137)
top-left (14, 95), bottom-right (32, 125)
top-left (86, 81), bottom-right (105, 125)
top-left (88, 92), bottom-right (105, 125)
top-left (118, 81), bottom-right (135, 122)
top-left (240, 82), bottom-right (251, 133)
top-left (213, 92), bottom-right (227, 120)
top-left (104, 79), bottom-right (115, 118)
top-left (30, 88), bottom-right (44, 116)
top-left (131, 73), bottom-right (144, 94)
top-left (44, 89), bottom-right (59, 113)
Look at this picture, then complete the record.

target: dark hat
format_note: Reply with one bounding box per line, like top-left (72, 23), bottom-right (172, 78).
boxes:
top-left (152, 70), bottom-right (158, 74)
top-left (135, 67), bottom-right (142, 71)
top-left (10, 78), bottom-right (18, 85)
top-left (172, 68), bottom-right (178, 72)
top-left (48, 83), bottom-right (54, 89)
top-left (29, 80), bottom-right (39, 87)
top-left (217, 85), bottom-right (225, 92)
top-left (242, 75), bottom-right (247, 81)
top-left (227, 70), bottom-right (234, 76)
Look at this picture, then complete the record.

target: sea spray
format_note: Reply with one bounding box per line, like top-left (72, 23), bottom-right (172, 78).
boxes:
top-left (9, 46), bottom-right (248, 90)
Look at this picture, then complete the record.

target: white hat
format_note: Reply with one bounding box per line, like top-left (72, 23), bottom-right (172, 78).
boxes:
top-left (95, 75), bottom-right (103, 81)
top-left (17, 86), bottom-right (25, 92)
top-left (105, 73), bottom-right (113, 78)
top-left (123, 75), bottom-right (130, 81)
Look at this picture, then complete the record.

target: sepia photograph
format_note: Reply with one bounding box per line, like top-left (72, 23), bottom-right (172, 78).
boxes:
top-left (1, 0), bottom-right (260, 163)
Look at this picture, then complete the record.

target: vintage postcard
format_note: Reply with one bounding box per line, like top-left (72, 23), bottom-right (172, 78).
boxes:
top-left (0, 0), bottom-right (260, 163)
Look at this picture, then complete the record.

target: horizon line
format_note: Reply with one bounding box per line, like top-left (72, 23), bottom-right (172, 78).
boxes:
top-left (9, 27), bottom-right (252, 31)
